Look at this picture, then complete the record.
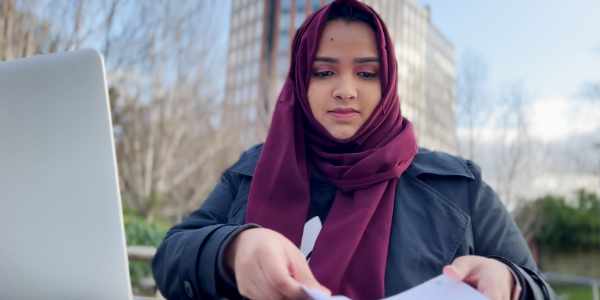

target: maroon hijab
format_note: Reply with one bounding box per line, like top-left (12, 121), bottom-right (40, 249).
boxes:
top-left (246, 0), bottom-right (418, 298)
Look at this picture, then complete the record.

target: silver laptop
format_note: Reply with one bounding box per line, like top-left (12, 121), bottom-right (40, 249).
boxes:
top-left (0, 49), bottom-right (133, 300)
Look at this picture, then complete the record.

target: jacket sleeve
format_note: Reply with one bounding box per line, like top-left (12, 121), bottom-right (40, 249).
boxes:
top-left (466, 161), bottom-right (556, 300)
top-left (151, 168), bottom-right (252, 299)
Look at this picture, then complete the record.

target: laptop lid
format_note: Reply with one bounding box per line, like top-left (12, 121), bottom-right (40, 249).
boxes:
top-left (0, 49), bottom-right (132, 300)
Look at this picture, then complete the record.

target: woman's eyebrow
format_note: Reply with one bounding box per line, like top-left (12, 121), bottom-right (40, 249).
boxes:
top-left (354, 57), bottom-right (379, 64)
top-left (313, 56), bottom-right (379, 64)
top-left (314, 56), bottom-right (338, 63)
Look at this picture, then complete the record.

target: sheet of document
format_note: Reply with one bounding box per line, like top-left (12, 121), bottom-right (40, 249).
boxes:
top-left (302, 274), bottom-right (487, 300)
top-left (300, 216), bottom-right (322, 257)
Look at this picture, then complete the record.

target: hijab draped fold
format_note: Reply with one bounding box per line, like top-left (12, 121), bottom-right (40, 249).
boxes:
top-left (246, 1), bottom-right (418, 298)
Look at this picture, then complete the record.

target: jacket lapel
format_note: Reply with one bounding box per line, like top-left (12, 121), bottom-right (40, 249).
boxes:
top-left (230, 145), bottom-right (474, 295)
top-left (385, 167), bottom-right (470, 295)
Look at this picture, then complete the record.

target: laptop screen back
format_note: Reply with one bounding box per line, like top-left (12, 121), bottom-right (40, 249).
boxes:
top-left (0, 49), bottom-right (132, 300)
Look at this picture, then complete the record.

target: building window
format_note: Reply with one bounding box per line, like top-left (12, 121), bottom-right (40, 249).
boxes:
top-left (296, 11), bottom-right (305, 28)
top-left (257, 0), bottom-right (263, 13)
top-left (249, 2), bottom-right (256, 20)
top-left (256, 21), bottom-right (261, 37)
top-left (280, 13), bottom-right (290, 31)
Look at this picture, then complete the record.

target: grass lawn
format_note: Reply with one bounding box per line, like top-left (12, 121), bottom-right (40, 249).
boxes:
top-left (552, 283), bottom-right (595, 300)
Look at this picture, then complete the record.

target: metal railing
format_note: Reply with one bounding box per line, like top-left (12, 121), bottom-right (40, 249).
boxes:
top-left (128, 246), bottom-right (164, 300)
top-left (126, 248), bottom-right (600, 300)
top-left (544, 272), bottom-right (600, 300)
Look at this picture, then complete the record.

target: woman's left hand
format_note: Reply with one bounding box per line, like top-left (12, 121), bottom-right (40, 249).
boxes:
top-left (443, 255), bottom-right (517, 300)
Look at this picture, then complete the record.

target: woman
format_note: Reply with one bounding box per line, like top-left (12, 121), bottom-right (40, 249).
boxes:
top-left (152, 1), bottom-right (555, 299)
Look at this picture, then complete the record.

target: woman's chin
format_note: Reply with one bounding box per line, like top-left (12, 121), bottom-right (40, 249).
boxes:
top-left (328, 129), bottom-right (358, 140)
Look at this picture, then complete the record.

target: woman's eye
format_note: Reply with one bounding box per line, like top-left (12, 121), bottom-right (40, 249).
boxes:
top-left (357, 71), bottom-right (378, 79)
top-left (312, 70), bottom-right (335, 78)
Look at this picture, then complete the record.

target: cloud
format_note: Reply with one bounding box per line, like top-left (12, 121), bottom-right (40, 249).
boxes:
top-left (526, 96), bottom-right (600, 142)
top-left (456, 95), bottom-right (600, 201)
top-left (458, 95), bottom-right (600, 144)
top-left (530, 172), bottom-right (599, 198)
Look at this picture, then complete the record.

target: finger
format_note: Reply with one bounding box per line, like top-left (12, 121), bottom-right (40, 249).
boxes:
top-left (239, 250), bottom-right (292, 300)
top-left (443, 265), bottom-right (462, 281)
top-left (235, 258), bottom-right (257, 298)
top-left (444, 265), bottom-right (479, 283)
top-left (243, 277), bottom-right (272, 300)
top-left (478, 282), bottom-right (504, 300)
top-left (477, 272), bottom-right (511, 300)
top-left (260, 250), bottom-right (305, 299)
top-left (288, 251), bottom-right (331, 296)
top-left (260, 264), bottom-right (292, 300)
top-left (444, 267), bottom-right (478, 288)
top-left (444, 256), bottom-right (482, 281)
top-left (238, 259), bottom-right (284, 300)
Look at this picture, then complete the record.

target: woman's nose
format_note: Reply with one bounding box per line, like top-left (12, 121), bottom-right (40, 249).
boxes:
top-left (333, 77), bottom-right (357, 101)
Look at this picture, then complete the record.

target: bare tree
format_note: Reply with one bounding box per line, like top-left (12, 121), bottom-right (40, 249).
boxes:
top-left (514, 199), bottom-right (544, 242)
top-left (2, 0), bottom-right (243, 222)
top-left (491, 82), bottom-right (533, 209)
top-left (581, 45), bottom-right (600, 100)
top-left (0, 0), bottom-right (60, 60)
top-left (457, 51), bottom-right (490, 161)
top-left (97, 1), bottom-right (238, 222)
top-left (112, 75), bottom-right (236, 221)
top-left (577, 45), bottom-right (600, 190)
top-left (581, 81), bottom-right (600, 101)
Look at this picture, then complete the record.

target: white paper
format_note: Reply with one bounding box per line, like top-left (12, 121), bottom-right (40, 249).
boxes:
top-left (302, 286), bottom-right (351, 300)
top-left (302, 274), bottom-right (488, 300)
top-left (300, 216), bottom-right (322, 257)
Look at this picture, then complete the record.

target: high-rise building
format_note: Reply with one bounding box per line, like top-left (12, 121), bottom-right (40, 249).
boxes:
top-left (225, 0), bottom-right (457, 153)
top-left (424, 12), bottom-right (457, 153)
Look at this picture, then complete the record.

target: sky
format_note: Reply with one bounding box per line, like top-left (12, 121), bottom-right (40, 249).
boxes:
top-left (418, 0), bottom-right (600, 200)
top-left (214, 0), bottom-right (600, 200)
top-left (419, 0), bottom-right (600, 99)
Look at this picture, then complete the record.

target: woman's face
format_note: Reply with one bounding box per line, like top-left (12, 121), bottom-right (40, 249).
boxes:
top-left (307, 20), bottom-right (381, 140)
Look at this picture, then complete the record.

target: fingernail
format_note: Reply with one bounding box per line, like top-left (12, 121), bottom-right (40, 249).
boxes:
top-left (320, 285), bottom-right (331, 295)
top-left (443, 266), bottom-right (461, 281)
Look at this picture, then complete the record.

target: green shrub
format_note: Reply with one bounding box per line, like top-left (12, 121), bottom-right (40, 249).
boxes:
top-left (552, 283), bottom-right (595, 300)
top-left (123, 210), bottom-right (170, 294)
top-left (517, 189), bottom-right (600, 251)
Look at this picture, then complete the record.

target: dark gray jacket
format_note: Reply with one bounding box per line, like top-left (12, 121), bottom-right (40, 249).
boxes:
top-left (152, 144), bottom-right (555, 299)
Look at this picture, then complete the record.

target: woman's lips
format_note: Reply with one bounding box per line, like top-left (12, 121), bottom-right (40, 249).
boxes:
top-left (327, 109), bottom-right (360, 120)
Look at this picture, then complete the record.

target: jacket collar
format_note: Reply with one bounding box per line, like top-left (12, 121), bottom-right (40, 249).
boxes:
top-left (230, 144), bottom-right (474, 180)
top-left (229, 144), bottom-right (263, 176)
top-left (406, 148), bottom-right (475, 180)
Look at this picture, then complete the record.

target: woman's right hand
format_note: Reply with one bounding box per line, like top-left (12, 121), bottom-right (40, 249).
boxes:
top-left (225, 227), bottom-right (331, 300)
